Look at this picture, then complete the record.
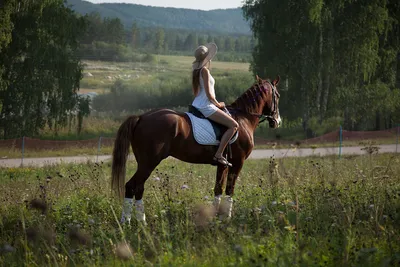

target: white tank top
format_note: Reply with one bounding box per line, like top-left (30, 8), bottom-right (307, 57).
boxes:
top-left (192, 68), bottom-right (216, 108)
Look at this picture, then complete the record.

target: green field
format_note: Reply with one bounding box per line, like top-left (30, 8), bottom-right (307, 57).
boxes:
top-left (79, 55), bottom-right (251, 94)
top-left (1, 154), bottom-right (399, 266)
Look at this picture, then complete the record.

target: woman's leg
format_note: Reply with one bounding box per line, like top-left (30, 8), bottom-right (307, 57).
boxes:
top-left (207, 109), bottom-right (239, 164)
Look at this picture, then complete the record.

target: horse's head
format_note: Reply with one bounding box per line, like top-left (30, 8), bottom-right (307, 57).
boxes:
top-left (256, 75), bottom-right (282, 128)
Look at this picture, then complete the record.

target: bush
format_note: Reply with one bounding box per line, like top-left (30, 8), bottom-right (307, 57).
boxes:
top-left (308, 116), bottom-right (343, 136)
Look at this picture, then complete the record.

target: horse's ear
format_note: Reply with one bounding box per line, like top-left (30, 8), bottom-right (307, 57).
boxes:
top-left (255, 75), bottom-right (262, 82)
top-left (272, 75), bottom-right (280, 86)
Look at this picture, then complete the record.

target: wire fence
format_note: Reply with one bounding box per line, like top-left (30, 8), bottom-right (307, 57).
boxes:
top-left (0, 125), bottom-right (399, 166)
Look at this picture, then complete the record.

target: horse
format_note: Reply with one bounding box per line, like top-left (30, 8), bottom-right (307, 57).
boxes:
top-left (111, 75), bottom-right (281, 224)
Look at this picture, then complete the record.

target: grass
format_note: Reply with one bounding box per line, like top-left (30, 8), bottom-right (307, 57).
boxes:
top-left (1, 154), bottom-right (400, 266)
top-left (79, 55), bottom-right (250, 94)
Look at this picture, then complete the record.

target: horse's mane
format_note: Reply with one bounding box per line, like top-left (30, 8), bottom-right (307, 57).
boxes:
top-left (229, 79), bottom-right (271, 114)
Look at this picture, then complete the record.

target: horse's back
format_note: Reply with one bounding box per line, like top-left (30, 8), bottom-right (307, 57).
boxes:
top-left (135, 108), bottom-right (190, 137)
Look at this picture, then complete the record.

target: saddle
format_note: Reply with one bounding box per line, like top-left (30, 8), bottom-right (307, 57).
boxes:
top-left (187, 105), bottom-right (229, 141)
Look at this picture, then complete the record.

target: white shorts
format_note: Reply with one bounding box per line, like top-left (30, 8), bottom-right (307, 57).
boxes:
top-left (195, 104), bottom-right (219, 118)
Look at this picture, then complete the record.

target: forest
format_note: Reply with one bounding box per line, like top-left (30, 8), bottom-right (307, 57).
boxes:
top-left (78, 12), bottom-right (254, 62)
top-left (243, 0), bottom-right (400, 133)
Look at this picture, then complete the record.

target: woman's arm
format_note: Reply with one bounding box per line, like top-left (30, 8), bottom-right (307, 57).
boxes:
top-left (201, 68), bottom-right (221, 108)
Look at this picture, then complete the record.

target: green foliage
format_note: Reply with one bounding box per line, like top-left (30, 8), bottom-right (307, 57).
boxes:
top-left (243, 0), bottom-right (400, 133)
top-left (308, 116), bottom-right (342, 136)
top-left (73, 5), bottom-right (254, 61)
top-left (78, 41), bottom-right (144, 62)
top-left (0, 0), bottom-right (88, 139)
top-left (1, 154), bottom-right (400, 265)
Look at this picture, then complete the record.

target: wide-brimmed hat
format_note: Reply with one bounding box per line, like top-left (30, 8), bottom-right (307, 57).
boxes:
top-left (192, 43), bottom-right (217, 70)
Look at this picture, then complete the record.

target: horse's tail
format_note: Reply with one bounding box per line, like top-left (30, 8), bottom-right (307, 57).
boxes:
top-left (111, 115), bottom-right (140, 199)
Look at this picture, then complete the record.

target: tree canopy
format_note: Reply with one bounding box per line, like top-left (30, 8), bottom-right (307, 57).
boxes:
top-left (243, 0), bottom-right (400, 133)
top-left (0, 0), bottom-right (89, 138)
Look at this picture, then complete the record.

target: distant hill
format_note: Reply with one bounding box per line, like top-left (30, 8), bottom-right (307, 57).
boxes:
top-left (66, 0), bottom-right (252, 35)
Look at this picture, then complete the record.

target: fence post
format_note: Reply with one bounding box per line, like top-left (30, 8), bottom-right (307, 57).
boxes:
top-left (396, 124), bottom-right (399, 153)
top-left (21, 136), bottom-right (25, 167)
top-left (97, 136), bottom-right (102, 163)
top-left (339, 126), bottom-right (342, 159)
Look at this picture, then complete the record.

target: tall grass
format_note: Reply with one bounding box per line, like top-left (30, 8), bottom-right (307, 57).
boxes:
top-left (38, 116), bottom-right (121, 140)
top-left (1, 154), bottom-right (399, 266)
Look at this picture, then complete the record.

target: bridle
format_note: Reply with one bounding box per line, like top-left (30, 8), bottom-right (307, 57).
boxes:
top-left (229, 80), bottom-right (280, 126)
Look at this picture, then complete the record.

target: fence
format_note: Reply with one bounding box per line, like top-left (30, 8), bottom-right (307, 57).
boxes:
top-left (0, 125), bottom-right (399, 165)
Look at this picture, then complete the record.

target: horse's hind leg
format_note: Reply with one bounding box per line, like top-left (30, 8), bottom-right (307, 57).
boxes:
top-left (121, 160), bottom-right (161, 225)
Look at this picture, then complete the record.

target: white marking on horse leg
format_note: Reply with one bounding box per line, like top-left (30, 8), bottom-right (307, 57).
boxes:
top-left (135, 199), bottom-right (146, 224)
top-left (219, 196), bottom-right (233, 220)
top-left (121, 198), bottom-right (133, 225)
top-left (213, 195), bottom-right (222, 213)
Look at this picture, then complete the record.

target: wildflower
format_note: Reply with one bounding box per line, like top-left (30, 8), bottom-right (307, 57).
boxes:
top-left (29, 199), bottom-right (47, 214)
top-left (115, 241), bottom-right (134, 261)
top-left (193, 204), bottom-right (215, 228)
top-left (253, 207), bottom-right (262, 213)
top-left (181, 184), bottom-right (189, 190)
top-left (26, 227), bottom-right (39, 242)
top-left (68, 227), bottom-right (91, 246)
top-left (271, 201), bottom-right (277, 206)
top-left (153, 177), bottom-right (160, 181)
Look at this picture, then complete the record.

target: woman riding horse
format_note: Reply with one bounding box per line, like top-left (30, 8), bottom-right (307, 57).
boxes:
top-left (111, 49), bottom-right (281, 225)
top-left (191, 43), bottom-right (239, 167)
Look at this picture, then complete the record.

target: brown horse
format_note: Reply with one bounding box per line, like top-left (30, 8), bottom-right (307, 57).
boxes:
top-left (111, 75), bottom-right (281, 224)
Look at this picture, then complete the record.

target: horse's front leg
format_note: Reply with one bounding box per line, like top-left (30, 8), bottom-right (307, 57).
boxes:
top-left (219, 160), bottom-right (244, 220)
top-left (213, 165), bottom-right (228, 213)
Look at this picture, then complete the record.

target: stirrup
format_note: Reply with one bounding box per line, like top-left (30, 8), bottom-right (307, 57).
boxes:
top-left (213, 156), bottom-right (232, 167)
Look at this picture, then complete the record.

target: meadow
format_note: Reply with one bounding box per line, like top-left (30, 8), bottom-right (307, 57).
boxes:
top-left (79, 55), bottom-right (251, 94)
top-left (1, 153), bottom-right (399, 266)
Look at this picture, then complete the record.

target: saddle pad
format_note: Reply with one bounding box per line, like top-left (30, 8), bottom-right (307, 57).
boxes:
top-left (185, 112), bottom-right (238, 145)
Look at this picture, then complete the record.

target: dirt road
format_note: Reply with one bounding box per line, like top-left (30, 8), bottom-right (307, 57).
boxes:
top-left (0, 144), bottom-right (398, 168)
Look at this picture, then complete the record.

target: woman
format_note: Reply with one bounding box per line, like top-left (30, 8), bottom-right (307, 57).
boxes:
top-left (191, 43), bottom-right (239, 167)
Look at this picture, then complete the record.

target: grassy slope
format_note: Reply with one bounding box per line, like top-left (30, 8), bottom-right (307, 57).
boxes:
top-left (1, 154), bottom-right (399, 266)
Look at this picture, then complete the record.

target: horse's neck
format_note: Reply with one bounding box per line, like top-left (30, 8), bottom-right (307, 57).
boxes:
top-left (232, 84), bottom-right (267, 114)
top-left (230, 83), bottom-right (268, 129)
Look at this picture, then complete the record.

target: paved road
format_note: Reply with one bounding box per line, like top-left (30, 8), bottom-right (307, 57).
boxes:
top-left (0, 144), bottom-right (398, 168)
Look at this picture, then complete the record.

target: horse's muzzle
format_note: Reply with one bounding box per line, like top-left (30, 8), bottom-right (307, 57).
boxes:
top-left (268, 116), bottom-right (281, 128)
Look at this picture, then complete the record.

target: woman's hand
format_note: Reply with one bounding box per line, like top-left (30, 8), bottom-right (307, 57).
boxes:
top-left (218, 102), bottom-right (226, 108)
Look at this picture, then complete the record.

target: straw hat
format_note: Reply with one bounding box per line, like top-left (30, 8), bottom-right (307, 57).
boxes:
top-left (192, 43), bottom-right (218, 70)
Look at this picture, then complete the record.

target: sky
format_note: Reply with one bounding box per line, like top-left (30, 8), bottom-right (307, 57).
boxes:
top-left (85, 0), bottom-right (245, 10)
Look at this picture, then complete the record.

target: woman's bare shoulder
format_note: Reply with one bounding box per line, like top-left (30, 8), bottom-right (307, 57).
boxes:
top-left (201, 67), bottom-right (210, 77)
